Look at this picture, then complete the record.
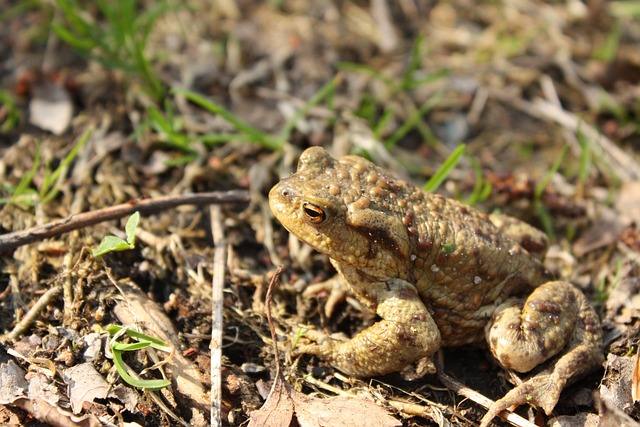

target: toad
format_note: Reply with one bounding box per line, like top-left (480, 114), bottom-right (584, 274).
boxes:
top-left (269, 147), bottom-right (603, 426)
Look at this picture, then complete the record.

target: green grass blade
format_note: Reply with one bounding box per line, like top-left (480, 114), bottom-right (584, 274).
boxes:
top-left (105, 324), bottom-right (173, 352)
top-left (534, 144), bottom-right (569, 201)
top-left (54, 0), bottom-right (94, 38)
top-left (112, 341), bottom-right (151, 351)
top-left (9, 140), bottom-right (40, 205)
top-left (385, 93), bottom-right (443, 149)
top-left (337, 62), bottom-right (394, 88)
top-left (278, 76), bottom-right (339, 142)
top-left (111, 349), bottom-right (171, 390)
top-left (51, 23), bottom-right (96, 51)
top-left (173, 89), bottom-right (282, 150)
top-left (40, 128), bottom-right (92, 203)
top-left (423, 144), bottom-right (466, 193)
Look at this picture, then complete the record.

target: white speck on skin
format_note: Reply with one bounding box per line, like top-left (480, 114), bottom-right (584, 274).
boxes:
top-left (430, 264), bottom-right (439, 272)
top-left (474, 276), bottom-right (482, 285)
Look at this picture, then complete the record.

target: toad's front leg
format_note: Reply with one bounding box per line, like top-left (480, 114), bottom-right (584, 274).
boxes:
top-left (481, 281), bottom-right (603, 427)
top-left (296, 278), bottom-right (441, 377)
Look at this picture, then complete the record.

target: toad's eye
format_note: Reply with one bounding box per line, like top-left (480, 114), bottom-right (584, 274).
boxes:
top-left (302, 202), bottom-right (327, 224)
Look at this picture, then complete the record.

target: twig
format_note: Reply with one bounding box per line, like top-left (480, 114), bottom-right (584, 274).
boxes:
top-left (210, 205), bottom-right (225, 427)
top-left (530, 97), bottom-right (640, 181)
top-left (266, 266), bottom-right (284, 369)
top-left (0, 190), bottom-right (250, 253)
top-left (491, 89), bottom-right (640, 181)
top-left (8, 285), bottom-right (62, 341)
top-left (436, 371), bottom-right (536, 427)
top-left (371, 0), bottom-right (398, 53)
top-left (62, 252), bottom-right (74, 324)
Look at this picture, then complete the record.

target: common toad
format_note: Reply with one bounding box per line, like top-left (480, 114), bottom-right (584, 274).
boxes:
top-left (269, 147), bottom-right (603, 426)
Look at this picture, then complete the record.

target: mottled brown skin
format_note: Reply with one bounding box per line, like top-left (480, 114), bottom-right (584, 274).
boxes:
top-left (269, 147), bottom-right (603, 426)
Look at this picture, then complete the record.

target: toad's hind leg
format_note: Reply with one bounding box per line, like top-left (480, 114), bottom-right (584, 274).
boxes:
top-left (481, 281), bottom-right (603, 427)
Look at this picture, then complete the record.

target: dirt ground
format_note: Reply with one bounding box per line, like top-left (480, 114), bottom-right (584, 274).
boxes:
top-left (1, 1), bottom-right (640, 426)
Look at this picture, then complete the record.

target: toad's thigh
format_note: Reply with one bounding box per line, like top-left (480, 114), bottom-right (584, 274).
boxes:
top-left (485, 280), bottom-right (601, 373)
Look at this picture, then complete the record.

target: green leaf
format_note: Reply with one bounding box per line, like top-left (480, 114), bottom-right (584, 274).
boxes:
top-left (534, 145), bottom-right (568, 201)
top-left (125, 211), bottom-right (140, 246)
top-left (91, 236), bottom-right (131, 257)
top-left (173, 89), bottom-right (282, 150)
top-left (91, 211), bottom-right (139, 257)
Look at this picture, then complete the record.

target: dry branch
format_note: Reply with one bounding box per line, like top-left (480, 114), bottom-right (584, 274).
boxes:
top-left (0, 190), bottom-right (250, 253)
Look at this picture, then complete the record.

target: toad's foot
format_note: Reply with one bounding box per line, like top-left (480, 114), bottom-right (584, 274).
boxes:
top-left (302, 275), bottom-right (350, 318)
top-left (480, 342), bottom-right (601, 427)
top-left (480, 372), bottom-right (556, 427)
top-left (482, 281), bottom-right (603, 426)
top-left (294, 278), bottom-right (441, 377)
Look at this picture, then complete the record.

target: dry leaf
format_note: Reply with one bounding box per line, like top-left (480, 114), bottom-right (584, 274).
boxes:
top-left (549, 413), bottom-right (600, 427)
top-left (29, 79), bottom-right (73, 135)
top-left (604, 262), bottom-right (640, 325)
top-left (249, 374), bottom-right (400, 427)
top-left (63, 362), bottom-right (110, 414)
top-left (26, 371), bottom-right (62, 405)
top-left (0, 355), bottom-right (102, 426)
top-left (572, 207), bottom-right (622, 256)
top-left (600, 353), bottom-right (635, 413)
top-left (599, 398), bottom-right (640, 427)
top-left (616, 181), bottom-right (640, 227)
top-left (0, 359), bottom-right (29, 404)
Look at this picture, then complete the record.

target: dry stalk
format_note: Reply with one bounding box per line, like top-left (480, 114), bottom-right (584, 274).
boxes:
top-left (437, 371), bottom-right (536, 427)
top-left (7, 285), bottom-right (62, 341)
top-left (210, 204), bottom-right (225, 427)
top-left (0, 190), bottom-right (250, 253)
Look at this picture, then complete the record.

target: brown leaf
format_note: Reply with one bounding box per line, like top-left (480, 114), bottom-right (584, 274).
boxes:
top-left (600, 353), bottom-right (636, 412)
top-left (248, 376), bottom-right (295, 427)
top-left (0, 359), bottom-right (29, 405)
top-left (63, 363), bottom-right (110, 414)
top-left (572, 208), bottom-right (623, 257)
top-left (615, 181), bottom-right (640, 227)
top-left (249, 374), bottom-right (400, 427)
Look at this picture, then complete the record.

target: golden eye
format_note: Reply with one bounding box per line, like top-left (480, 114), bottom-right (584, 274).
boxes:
top-left (302, 202), bottom-right (327, 224)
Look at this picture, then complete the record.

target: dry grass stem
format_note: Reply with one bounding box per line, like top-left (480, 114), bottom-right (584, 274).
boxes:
top-left (0, 190), bottom-right (249, 252)
top-left (437, 371), bottom-right (536, 427)
top-left (210, 204), bottom-right (225, 427)
top-left (7, 285), bottom-right (63, 341)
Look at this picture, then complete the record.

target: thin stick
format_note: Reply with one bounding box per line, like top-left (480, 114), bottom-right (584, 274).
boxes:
top-left (0, 190), bottom-right (250, 252)
top-left (210, 205), bottom-right (225, 427)
top-left (491, 89), bottom-right (639, 181)
top-left (266, 266), bottom-right (284, 376)
top-left (436, 371), bottom-right (535, 427)
top-left (8, 285), bottom-right (62, 341)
